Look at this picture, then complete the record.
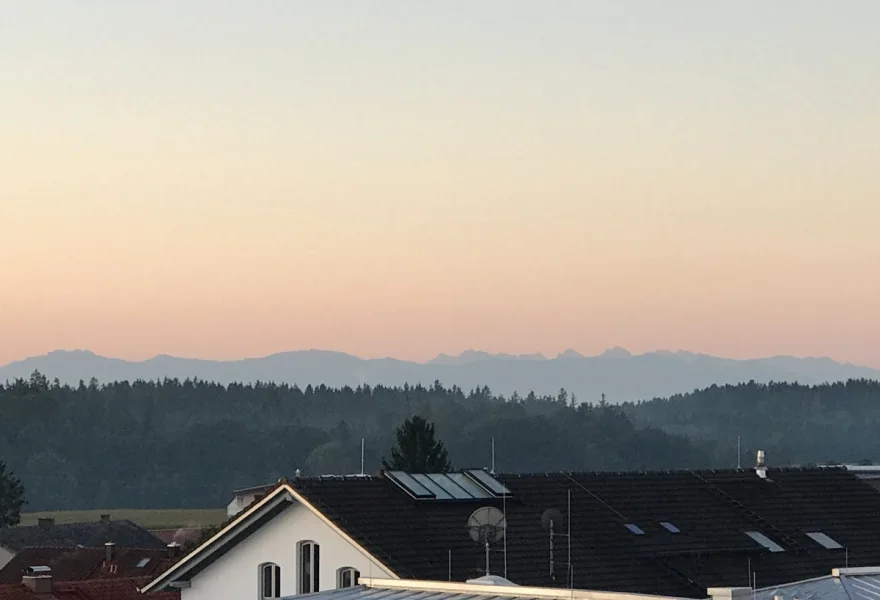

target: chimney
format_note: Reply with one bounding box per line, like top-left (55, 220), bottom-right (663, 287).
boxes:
top-left (105, 542), bottom-right (116, 562)
top-left (756, 450), bottom-right (767, 479)
top-left (23, 566), bottom-right (53, 595)
top-left (708, 587), bottom-right (753, 600)
top-left (167, 542), bottom-right (181, 559)
top-left (37, 517), bottom-right (54, 529)
top-left (100, 514), bottom-right (111, 523)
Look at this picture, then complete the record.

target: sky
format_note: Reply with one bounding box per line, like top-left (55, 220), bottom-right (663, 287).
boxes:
top-left (2, 1), bottom-right (879, 367)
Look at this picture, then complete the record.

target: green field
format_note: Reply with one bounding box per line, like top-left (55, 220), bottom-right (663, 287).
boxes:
top-left (19, 508), bottom-right (227, 530)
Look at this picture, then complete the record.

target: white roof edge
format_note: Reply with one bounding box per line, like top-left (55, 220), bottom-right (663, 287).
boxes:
top-left (359, 578), bottom-right (696, 600)
top-left (143, 484), bottom-right (401, 594)
top-left (832, 567), bottom-right (880, 577)
top-left (141, 486), bottom-right (293, 593)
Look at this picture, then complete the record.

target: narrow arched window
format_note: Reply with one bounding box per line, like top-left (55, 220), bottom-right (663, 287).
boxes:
top-left (258, 562), bottom-right (281, 599)
top-left (337, 567), bottom-right (360, 588)
top-left (297, 541), bottom-right (320, 594)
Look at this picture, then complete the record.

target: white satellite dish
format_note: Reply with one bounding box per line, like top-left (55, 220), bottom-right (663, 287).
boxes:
top-left (467, 506), bottom-right (506, 575)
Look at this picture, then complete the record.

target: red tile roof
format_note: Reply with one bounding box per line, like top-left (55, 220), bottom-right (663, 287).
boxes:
top-left (0, 576), bottom-right (178, 600)
top-left (0, 548), bottom-right (178, 585)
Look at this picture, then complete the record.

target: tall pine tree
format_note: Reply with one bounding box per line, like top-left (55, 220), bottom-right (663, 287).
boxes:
top-left (382, 416), bottom-right (452, 473)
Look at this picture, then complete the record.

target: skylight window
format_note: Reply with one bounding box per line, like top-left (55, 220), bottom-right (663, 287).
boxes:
top-left (660, 521), bottom-right (681, 534)
top-left (806, 532), bottom-right (843, 550)
top-left (745, 531), bottom-right (785, 552)
top-left (136, 558), bottom-right (151, 568)
top-left (624, 523), bottom-right (645, 535)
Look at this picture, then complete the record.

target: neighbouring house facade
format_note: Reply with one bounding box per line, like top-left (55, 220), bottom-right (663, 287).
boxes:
top-left (142, 481), bottom-right (395, 600)
top-left (227, 484), bottom-right (276, 518)
top-left (143, 464), bottom-right (880, 600)
top-left (0, 517), bottom-right (165, 570)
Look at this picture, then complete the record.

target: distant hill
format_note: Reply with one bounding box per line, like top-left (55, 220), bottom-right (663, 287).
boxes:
top-left (2, 348), bottom-right (878, 403)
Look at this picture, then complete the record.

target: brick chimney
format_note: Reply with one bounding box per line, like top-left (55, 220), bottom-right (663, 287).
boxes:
top-left (37, 517), bottom-right (54, 529)
top-left (23, 566), bottom-right (53, 595)
top-left (105, 542), bottom-right (116, 562)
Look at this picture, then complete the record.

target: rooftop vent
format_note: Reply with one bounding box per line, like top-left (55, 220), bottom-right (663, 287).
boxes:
top-left (756, 450), bottom-right (767, 479)
top-left (466, 575), bottom-right (518, 586)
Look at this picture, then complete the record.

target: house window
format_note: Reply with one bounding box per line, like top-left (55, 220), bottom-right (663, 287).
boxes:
top-left (298, 541), bottom-right (320, 594)
top-left (259, 563), bottom-right (281, 599)
top-left (337, 567), bottom-right (360, 588)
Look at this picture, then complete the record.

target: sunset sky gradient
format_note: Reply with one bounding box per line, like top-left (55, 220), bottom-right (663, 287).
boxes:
top-left (2, 1), bottom-right (879, 366)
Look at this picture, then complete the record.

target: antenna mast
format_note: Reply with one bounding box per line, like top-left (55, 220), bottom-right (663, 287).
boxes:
top-left (503, 489), bottom-right (508, 578)
top-left (360, 438), bottom-right (365, 475)
top-left (568, 489), bottom-right (573, 590)
top-left (491, 437), bottom-right (496, 474)
top-left (737, 435), bottom-right (742, 469)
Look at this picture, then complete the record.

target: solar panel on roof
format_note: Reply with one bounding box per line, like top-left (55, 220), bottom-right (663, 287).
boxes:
top-left (447, 472), bottom-right (493, 499)
top-left (412, 474), bottom-right (454, 500)
top-left (386, 471), bottom-right (435, 499)
top-left (466, 469), bottom-right (511, 496)
top-left (426, 474), bottom-right (473, 500)
top-left (745, 530), bottom-right (785, 552)
top-left (806, 531), bottom-right (843, 549)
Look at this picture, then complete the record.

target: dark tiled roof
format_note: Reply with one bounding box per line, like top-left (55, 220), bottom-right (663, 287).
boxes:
top-left (0, 520), bottom-right (165, 553)
top-left (290, 468), bottom-right (880, 599)
top-left (149, 528), bottom-right (202, 546)
top-left (0, 576), bottom-right (179, 600)
top-left (0, 547), bottom-right (178, 584)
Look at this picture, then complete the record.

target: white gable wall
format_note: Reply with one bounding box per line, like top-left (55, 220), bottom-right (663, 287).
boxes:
top-left (183, 501), bottom-right (395, 600)
top-left (0, 546), bottom-right (13, 570)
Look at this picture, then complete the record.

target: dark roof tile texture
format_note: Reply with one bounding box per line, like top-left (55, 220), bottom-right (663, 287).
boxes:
top-left (0, 547), bottom-right (178, 584)
top-left (0, 576), bottom-right (179, 600)
top-left (291, 468), bottom-right (880, 599)
top-left (0, 520), bottom-right (165, 553)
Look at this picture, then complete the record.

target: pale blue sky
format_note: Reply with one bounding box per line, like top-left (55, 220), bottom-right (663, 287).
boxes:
top-left (2, 1), bottom-right (879, 365)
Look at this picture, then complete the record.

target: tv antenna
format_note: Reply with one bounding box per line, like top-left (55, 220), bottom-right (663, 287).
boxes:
top-left (467, 506), bottom-right (506, 576)
top-left (541, 491), bottom-right (573, 587)
top-left (541, 508), bottom-right (564, 581)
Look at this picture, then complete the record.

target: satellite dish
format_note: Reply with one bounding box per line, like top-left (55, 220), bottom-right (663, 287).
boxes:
top-left (541, 508), bottom-right (564, 531)
top-left (467, 506), bottom-right (506, 544)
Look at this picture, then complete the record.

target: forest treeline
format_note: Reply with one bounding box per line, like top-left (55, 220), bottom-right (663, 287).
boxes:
top-left (621, 378), bottom-right (880, 468)
top-left (2, 372), bottom-right (879, 510)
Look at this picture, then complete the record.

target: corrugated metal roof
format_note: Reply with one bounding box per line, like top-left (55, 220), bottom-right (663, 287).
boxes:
top-left (282, 586), bottom-right (548, 600)
top-left (757, 572), bottom-right (880, 600)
